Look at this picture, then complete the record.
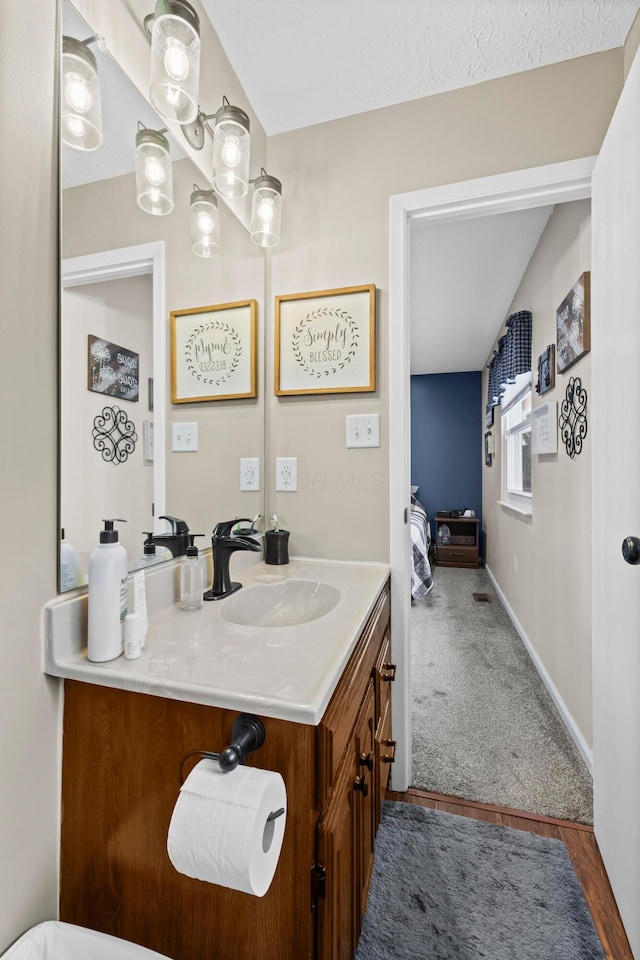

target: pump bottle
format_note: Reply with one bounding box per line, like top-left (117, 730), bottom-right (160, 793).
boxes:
top-left (88, 519), bottom-right (128, 662)
top-left (180, 534), bottom-right (205, 610)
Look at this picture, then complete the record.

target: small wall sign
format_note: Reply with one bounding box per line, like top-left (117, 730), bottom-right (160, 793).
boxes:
top-left (275, 284), bottom-right (376, 396)
top-left (556, 272), bottom-right (590, 373)
top-left (88, 335), bottom-right (139, 402)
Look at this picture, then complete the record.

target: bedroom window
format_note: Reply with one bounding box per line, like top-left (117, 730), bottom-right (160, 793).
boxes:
top-left (500, 373), bottom-right (532, 513)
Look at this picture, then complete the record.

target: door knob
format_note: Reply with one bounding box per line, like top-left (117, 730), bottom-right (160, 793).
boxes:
top-left (622, 536), bottom-right (640, 565)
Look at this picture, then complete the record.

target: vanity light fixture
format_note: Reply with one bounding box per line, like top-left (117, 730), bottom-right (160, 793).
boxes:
top-left (135, 124), bottom-right (174, 216)
top-left (61, 36), bottom-right (103, 151)
top-left (212, 97), bottom-right (251, 199)
top-left (145, 0), bottom-right (201, 125)
top-left (250, 170), bottom-right (282, 248)
top-left (190, 185), bottom-right (220, 257)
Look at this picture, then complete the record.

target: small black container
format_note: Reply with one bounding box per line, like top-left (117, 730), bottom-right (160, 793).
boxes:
top-left (264, 530), bottom-right (290, 565)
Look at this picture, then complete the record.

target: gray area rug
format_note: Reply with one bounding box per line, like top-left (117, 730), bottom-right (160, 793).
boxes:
top-left (411, 567), bottom-right (593, 824)
top-left (355, 801), bottom-right (605, 960)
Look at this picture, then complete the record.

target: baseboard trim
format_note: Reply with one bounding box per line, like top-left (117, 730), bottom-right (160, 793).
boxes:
top-left (484, 564), bottom-right (593, 773)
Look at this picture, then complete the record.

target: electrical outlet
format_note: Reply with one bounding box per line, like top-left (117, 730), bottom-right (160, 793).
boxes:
top-left (276, 457), bottom-right (297, 492)
top-left (171, 422), bottom-right (198, 452)
top-left (240, 457), bottom-right (260, 491)
top-left (346, 414), bottom-right (380, 448)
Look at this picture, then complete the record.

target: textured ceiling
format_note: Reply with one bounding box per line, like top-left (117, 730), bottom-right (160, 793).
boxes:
top-left (201, 0), bottom-right (640, 135)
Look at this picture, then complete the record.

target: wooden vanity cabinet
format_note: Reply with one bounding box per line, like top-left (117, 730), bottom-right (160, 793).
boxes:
top-left (59, 579), bottom-right (392, 960)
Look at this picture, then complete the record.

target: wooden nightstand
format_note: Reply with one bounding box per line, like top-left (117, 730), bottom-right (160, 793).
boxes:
top-left (435, 516), bottom-right (480, 568)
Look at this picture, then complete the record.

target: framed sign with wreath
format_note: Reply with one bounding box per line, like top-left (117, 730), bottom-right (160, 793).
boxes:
top-left (170, 300), bottom-right (257, 403)
top-left (274, 284), bottom-right (376, 396)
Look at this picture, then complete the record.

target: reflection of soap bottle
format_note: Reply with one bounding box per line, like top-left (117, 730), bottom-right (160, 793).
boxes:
top-left (180, 535), bottom-right (205, 611)
top-left (60, 528), bottom-right (85, 590)
top-left (88, 519), bottom-right (128, 663)
top-left (131, 532), bottom-right (172, 569)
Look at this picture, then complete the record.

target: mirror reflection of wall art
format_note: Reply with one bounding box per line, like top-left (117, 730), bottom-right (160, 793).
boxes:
top-left (274, 284), bottom-right (376, 396)
top-left (171, 300), bottom-right (257, 403)
top-left (87, 335), bottom-right (139, 403)
top-left (556, 272), bottom-right (590, 373)
top-left (92, 406), bottom-right (138, 464)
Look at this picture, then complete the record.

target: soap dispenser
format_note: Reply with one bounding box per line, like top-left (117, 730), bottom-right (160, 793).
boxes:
top-left (88, 519), bottom-right (128, 663)
top-left (180, 534), bottom-right (205, 611)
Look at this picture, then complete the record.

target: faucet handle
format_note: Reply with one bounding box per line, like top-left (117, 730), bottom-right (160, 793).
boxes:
top-left (159, 515), bottom-right (189, 534)
top-left (212, 519), bottom-right (255, 538)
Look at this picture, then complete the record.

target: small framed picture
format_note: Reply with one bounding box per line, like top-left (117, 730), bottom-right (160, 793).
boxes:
top-left (170, 300), bottom-right (257, 403)
top-left (536, 344), bottom-right (555, 396)
top-left (485, 405), bottom-right (494, 428)
top-left (556, 273), bottom-right (590, 373)
top-left (275, 284), bottom-right (375, 396)
top-left (484, 431), bottom-right (493, 467)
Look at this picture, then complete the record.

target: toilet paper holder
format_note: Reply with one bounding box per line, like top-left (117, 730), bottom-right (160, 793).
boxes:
top-left (180, 712), bottom-right (269, 780)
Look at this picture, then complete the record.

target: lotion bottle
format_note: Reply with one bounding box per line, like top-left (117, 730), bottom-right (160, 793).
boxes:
top-left (88, 519), bottom-right (128, 662)
top-left (180, 534), bottom-right (204, 611)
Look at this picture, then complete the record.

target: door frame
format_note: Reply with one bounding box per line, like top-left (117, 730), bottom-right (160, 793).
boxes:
top-left (388, 157), bottom-right (596, 791)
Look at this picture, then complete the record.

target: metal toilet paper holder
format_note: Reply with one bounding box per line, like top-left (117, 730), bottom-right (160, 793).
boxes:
top-left (179, 713), bottom-right (286, 824)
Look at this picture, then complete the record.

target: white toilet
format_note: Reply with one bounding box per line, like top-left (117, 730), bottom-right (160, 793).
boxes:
top-left (1, 921), bottom-right (172, 959)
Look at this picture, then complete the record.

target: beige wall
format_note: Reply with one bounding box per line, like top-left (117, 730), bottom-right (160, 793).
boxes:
top-left (62, 276), bottom-right (154, 566)
top-left (63, 157), bottom-right (265, 548)
top-left (0, 0), bottom-right (60, 949)
top-left (266, 51), bottom-right (622, 561)
top-left (482, 199), bottom-right (593, 745)
top-left (624, 7), bottom-right (640, 77)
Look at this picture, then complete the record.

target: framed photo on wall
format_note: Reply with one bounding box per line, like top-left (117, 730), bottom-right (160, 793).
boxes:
top-left (274, 284), bottom-right (376, 396)
top-left (170, 300), bottom-right (257, 403)
top-left (556, 272), bottom-right (590, 373)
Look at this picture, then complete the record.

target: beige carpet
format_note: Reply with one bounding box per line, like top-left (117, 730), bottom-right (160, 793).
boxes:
top-left (410, 566), bottom-right (593, 823)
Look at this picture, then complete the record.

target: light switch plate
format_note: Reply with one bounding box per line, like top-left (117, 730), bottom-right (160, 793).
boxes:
top-left (143, 420), bottom-right (154, 461)
top-left (171, 422), bottom-right (198, 452)
top-left (240, 457), bottom-right (260, 491)
top-left (276, 457), bottom-right (297, 492)
top-left (346, 414), bottom-right (380, 448)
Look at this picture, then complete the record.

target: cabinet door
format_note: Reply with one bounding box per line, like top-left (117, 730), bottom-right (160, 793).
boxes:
top-left (374, 630), bottom-right (395, 827)
top-left (316, 743), bottom-right (358, 960)
top-left (354, 681), bottom-right (376, 919)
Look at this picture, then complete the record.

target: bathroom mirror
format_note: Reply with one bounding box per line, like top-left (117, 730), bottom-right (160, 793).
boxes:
top-left (59, 0), bottom-right (266, 591)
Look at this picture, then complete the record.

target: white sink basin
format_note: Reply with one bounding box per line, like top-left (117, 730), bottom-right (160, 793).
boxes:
top-left (221, 579), bottom-right (341, 627)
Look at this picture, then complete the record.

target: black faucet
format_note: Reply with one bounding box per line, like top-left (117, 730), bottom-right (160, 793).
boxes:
top-left (204, 519), bottom-right (262, 601)
top-left (149, 515), bottom-right (190, 558)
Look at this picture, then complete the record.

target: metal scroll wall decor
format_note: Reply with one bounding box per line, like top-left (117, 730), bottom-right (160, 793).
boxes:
top-left (92, 406), bottom-right (138, 464)
top-left (558, 377), bottom-right (587, 458)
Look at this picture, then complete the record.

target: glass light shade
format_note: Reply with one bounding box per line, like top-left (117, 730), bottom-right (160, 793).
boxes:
top-left (61, 37), bottom-right (103, 151)
top-left (190, 190), bottom-right (220, 257)
top-left (135, 129), bottom-right (174, 216)
top-left (251, 175), bottom-right (282, 248)
top-left (149, 0), bottom-right (200, 125)
top-left (212, 104), bottom-right (250, 199)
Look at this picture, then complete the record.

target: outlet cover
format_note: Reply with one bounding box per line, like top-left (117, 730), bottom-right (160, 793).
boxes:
top-left (240, 457), bottom-right (260, 491)
top-left (276, 457), bottom-right (298, 492)
top-left (171, 422), bottom-right (198, 452)
top-left (346, 414), bottom-right (380, 448)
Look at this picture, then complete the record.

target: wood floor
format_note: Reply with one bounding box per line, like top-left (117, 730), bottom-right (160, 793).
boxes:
top-left (387, 787), bottom-right (633, 960)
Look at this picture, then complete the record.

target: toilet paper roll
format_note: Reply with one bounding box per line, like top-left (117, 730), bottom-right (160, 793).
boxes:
top-left (167, 759), bottom-right (287, 897)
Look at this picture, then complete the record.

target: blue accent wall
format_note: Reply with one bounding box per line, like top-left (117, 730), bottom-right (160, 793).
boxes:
top-left (410, 371), bottom-right (483, 551)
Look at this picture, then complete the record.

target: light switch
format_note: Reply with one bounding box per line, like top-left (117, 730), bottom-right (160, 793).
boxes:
top-left (346, 414), bottom-right (380, 448)
top-left (172, 422), bottom-right (198, 452)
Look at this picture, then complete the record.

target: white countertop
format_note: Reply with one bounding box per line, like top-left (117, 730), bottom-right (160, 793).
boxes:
top-left (43, 553), bottom-right (389, 725)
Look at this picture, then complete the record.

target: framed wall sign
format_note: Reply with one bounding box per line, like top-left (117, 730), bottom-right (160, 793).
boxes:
top-left (87, 335), bottom-right (139, 403)
top-left (170, 300), bottom-right (257, 403)
top-left (274, 284), bottom-right (376, 396)
top-left (535, 344), bottom-right (555, 396)
top-left (556, 272), bottom-right (590, 373)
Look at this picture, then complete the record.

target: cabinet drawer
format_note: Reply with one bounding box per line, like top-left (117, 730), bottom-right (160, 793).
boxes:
top-left (436, 544), bottom-right (479, 567)
top-left (318, 583), bottom-right (390, 805)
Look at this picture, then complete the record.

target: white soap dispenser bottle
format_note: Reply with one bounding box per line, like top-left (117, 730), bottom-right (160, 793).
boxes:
top-left (88, 519), bottom-right (129, 662)
top-left (180, 534), bottom-right (205, 610)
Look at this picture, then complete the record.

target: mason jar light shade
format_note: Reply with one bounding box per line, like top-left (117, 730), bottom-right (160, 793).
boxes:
top-left (190, 189), bottom-right (220, 257)
top-left (212, 103), bottom-right (250, 199)
top-left (149, 0), bottom-right (200, 125)
top-left (61, 37), bottom-right (103, 151)
top-left (251, 174), bottom-right (282, 248)
top-left (135, 129), bottom-right (174, 215)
